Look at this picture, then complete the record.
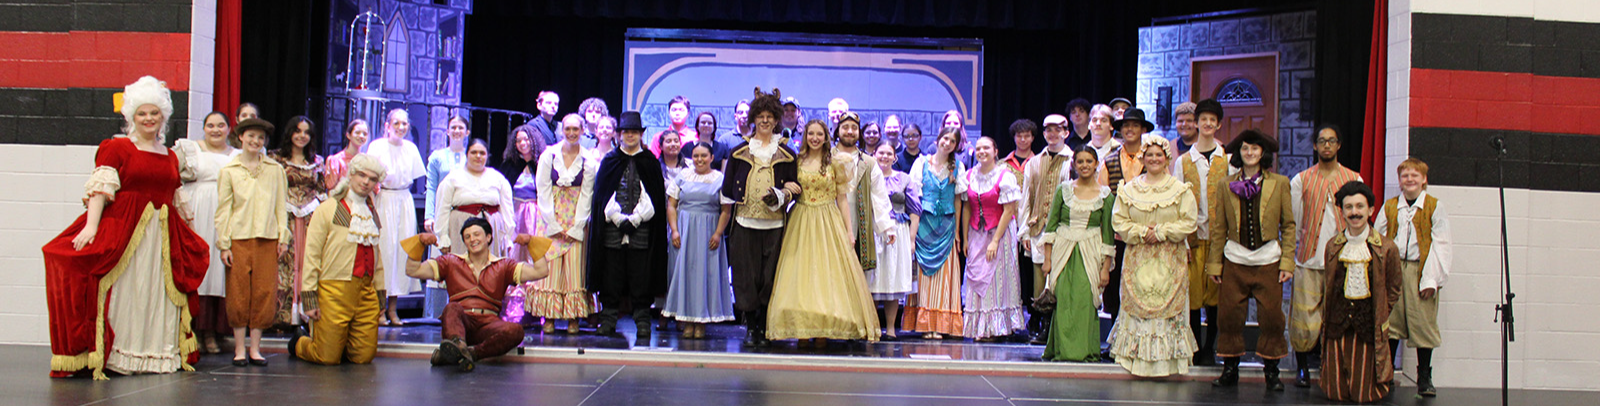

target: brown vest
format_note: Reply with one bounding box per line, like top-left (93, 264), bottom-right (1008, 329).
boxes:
top-left (1182, 150), bottom-right (1228, 245)
top-left (1383, 194), bottom-right (1437, 268)
top-left (437, 254), bottom-right (519, 313)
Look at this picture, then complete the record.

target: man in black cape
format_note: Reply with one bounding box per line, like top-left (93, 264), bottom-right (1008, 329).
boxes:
top-left (586, 111), bottom-right (669, 338)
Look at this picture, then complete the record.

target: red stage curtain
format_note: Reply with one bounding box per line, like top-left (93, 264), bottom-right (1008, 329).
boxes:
top-left (1360, 0), bottom-right (1389, 203)
top-left (214, 0), bottom-right (242, 119)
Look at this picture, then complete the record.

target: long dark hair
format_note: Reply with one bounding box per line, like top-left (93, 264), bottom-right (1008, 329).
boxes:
top-left (502, 124), bottom-right (545, 169)
top-left (273, 115), bottom-right (319, 160)
top-left (933, 126), bottom-right (962, 173)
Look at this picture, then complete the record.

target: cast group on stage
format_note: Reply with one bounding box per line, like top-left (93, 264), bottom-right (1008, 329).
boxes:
top-left (41, 76), bottom-right (1453, 403)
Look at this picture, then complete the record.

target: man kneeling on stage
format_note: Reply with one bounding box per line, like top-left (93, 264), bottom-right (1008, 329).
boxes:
top-left (290, 154), bottom-right (387, 365)
top-left (411, 218), bottom-right (551, 371)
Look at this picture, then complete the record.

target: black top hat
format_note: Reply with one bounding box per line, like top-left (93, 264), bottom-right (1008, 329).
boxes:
top-left (1195, 98), bottom-right (1225, 119)
top-left (617, 111), bottom-right (645, 131)
top-left (1112, 108), bottom-right (1154, 132)
top-left (1225, 128), bottom-right (1279, 154)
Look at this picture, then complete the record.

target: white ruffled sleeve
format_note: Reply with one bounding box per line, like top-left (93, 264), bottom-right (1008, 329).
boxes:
top-left (84, 166), bottom-right (120, 203)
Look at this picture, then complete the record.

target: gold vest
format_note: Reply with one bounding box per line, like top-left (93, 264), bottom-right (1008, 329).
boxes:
top-left (1384, 194), bottom-right (1437, 267)
top-left (1182, 150), bottom-right (1229, 245)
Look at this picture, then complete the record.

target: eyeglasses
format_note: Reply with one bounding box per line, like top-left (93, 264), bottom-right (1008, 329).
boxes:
top-left (1314, 139), bottom-right (1339, 145)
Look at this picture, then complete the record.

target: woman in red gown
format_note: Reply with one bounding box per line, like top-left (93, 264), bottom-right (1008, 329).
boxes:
top-left (41, 76), bottom-right (211, 379)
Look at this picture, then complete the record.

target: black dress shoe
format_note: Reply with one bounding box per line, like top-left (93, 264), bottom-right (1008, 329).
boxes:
top-left (232, 358), bottom-right (248, 367)
top-left (1295, 369), bottom-right (1312, 387)
top-left (1417, 366), bottom-right (1437, 397)
top-left (287, 327), bottom-right (307, 360)
top-left (248, 357), bottom-right (268, 367)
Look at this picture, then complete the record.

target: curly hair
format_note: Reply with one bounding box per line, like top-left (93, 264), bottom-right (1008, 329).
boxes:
top-left (273, 115), bottom-right (319, 159)
top-left (749, 87), bottom-right (784, 129)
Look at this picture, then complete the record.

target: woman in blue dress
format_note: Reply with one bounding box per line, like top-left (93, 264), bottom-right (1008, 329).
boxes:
top-left (662, 142), bottom-right (735, 339)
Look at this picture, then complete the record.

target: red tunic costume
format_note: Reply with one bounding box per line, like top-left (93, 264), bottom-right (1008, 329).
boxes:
top-left (42, 137), bottom-right (210, 379)
top-left (428, 254), bottom-right (528, 361)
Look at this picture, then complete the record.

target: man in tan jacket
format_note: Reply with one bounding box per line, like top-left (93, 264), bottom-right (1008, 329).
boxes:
top-left (289, 154), bottom-right (386, 365)
top-left (1207, 130), bottom-right (1296, 391)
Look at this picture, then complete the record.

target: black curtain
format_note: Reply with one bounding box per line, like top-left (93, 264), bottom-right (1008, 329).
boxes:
top-left (1314, 0), bottom-right (1377, 169)
top-left (240, 0), bottom-right (1373, 159)
top-left (240, 0), bottom-right (331, 151)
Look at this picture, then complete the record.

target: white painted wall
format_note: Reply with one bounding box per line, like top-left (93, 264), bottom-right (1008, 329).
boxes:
top-left (0, 145), bottom-right (98, 345)
top-left (1393, 0), bottom-right (1600, 392)
top-left (1412, 0), bottom-right (1600, 23)
top-left (187, 0), bottom-right (218, 140)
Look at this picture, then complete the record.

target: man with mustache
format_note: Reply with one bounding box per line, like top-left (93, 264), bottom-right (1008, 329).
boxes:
top-left (1318, 181), bottom-right (1402, 403)
top-left (1287, 125), bottom-right (1364, 387)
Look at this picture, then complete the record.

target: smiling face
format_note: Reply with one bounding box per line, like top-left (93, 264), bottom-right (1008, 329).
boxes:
top-left (1399, 167), bottom-right (1427, 196)
top-left (1120, 121), bottom-right (1145, 144)
top-left (203, 114), bottom-right (229, 144)
top-left (783, 105), bottom-right (800, 128)
top-left (1176, 113), bottom-right (1197, 141)
top-left (668, 102), bottom-right (689, 126)
top-left (516, 131), bottom-right (533, 156)
top-left (562, 116), bottom-right (583, 143)
top-left (875, 143), bottom-right (896, 169)
top-left (1340, 193), bottom-right (1373, 234)
top-left (448, 118), bottom-right (469, 142)
top-left (1197, 112), bottom-right (1219, 139)
top-left (597, 119), bottom-right (615, 141)
top-left (621, 129), bottom-right (643, 149)
top-left (691, 144), bottom-right (713, 173)
top-left (1012, 130), bottom-right (1034, 154)
top-left (461, 223), bottom-right (492, 255)
top-left (753, 111), bottom-right (777, 135)
top-left (863, 123), bottom-right (881, 147)
top-left (387, 111), bottom-right (410, 141)
top-left (1044, 125), bottom-right (1066, 146)
top-left (1240, 142), bottom-right (1263, 168)
top-left (1141, 144), bottom-right (1169, 175)
top-left (974, 137), bottom-right (996, 165)
top-left (883, 116), bottom-right (901, 146)
top-left (1074, 150), bottom-right (1098, 179)
top-left (134, 104), bottom-right (164, 139)
top-left (837, 120), bottom-right (860, 148)
top-left (466, 142), bottom-right (488, 172)
top-left (936, 131), bottom-right (958, 156)
top-left (240, 128), bottom-right (267, 154)
top-left (803, 122), bottom-right (828, 152)
top-left (661, 132), bottom-right (682, 157)
top-left (292, 121), bottom-right (313, 149)
top-left (347, 122), bottom-right (370, 149)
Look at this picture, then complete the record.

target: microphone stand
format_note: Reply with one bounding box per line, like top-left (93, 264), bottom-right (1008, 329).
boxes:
top-left (1491, 137), bottom-right (1515, 406)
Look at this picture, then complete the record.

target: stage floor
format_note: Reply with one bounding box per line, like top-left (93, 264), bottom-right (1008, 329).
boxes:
top-left (14, 344), bottom-right (1593, 406)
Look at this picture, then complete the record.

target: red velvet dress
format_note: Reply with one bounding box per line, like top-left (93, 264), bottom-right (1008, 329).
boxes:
top-left (41, 137), bottom-right (210, 379)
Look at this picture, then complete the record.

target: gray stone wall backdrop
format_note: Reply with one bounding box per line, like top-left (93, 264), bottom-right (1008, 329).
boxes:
top-left (323, 0), bottom-right (472, 156)
top-left (1137, 10), bottom-right (1316, 177)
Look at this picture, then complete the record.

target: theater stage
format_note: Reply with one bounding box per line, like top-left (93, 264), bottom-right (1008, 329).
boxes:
top-left (13, 343), bottom-right (1589, 406)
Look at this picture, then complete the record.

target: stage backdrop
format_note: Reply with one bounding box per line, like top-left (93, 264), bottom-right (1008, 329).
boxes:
top-left (624, 29), bottom-right (982, 150)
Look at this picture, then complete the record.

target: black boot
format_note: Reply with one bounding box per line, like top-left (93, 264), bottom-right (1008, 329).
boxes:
top-left (597, 309), bottom-right (619, 336)
top-left (1212, 357), bottom-right (1240, 387)
top-left (1294, 352), bottom-right (1313, 387)
top-left (1264, 359), bottom-right (1285, 391)
top-left (1202, 306), bottom-right (1220, 365)
top-left (1190, 309), bottom-right (1206, 366)
top-left (1030, 310), bottom-right (1052, 345)
top-left (633, 308), bottom-right (653, 340)
top-left (287, 325), bottom-right (307, 361)
top-left (1418, 366), bottom-right (1436, 397)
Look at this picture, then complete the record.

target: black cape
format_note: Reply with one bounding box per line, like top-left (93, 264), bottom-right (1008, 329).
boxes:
top-left (585, 147), bottom-right (669, 295)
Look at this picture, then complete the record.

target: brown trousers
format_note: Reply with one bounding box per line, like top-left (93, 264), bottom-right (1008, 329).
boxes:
top-left (441, 303), bottom-right (523, 360)
top-left (226, 238), bottom-right (280, 330)
top-left (1216, 259), bottom-right (1288, 359)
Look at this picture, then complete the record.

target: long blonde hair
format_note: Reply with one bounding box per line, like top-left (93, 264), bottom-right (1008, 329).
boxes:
top-left (797, 119), bottom-right (833, 167)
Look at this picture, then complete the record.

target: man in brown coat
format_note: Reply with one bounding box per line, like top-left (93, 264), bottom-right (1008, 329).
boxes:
top-left (1207, 129), bottom-right (1296, 390)
top-left (1319, 181), bottom-right (1402, 403)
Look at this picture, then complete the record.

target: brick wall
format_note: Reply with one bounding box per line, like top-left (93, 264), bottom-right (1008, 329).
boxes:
top-left (1136, 10), bottom-right (1317, 177)
top-left (1390, 0), bottom-right (1600, 391)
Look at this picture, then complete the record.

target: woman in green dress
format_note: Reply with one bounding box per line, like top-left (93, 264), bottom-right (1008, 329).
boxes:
top-left (1040, 147), bottom-right (1115, 362)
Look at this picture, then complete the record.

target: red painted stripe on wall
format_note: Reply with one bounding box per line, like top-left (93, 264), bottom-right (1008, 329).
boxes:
top-left (0, 31), bottom-right (190, 90)
top-left (1410, 68), bottom-right (1600, 136)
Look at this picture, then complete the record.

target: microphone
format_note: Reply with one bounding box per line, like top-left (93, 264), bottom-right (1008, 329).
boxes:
top-left (1490, 136), bottom-right (1507, 155)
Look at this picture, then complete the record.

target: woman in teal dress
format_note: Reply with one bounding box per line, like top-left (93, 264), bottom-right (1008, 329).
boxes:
top-left (1040, 147), bottom-right (1116, 362)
